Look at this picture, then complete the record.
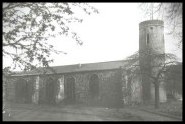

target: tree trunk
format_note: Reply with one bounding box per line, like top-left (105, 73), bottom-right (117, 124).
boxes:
top-left (155, 82), bottom-right (160, 109)
top-left (3, 75), bottom-right (6, 110)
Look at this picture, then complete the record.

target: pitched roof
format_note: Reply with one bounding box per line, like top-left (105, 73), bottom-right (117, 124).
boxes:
top-left (12, 60), bottom-right (128, 76)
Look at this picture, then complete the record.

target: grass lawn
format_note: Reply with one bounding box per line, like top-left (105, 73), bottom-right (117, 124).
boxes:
top-left (131, 100), bottom-right (182, 118)
top-left (158, 100), bottom-right (182, 117)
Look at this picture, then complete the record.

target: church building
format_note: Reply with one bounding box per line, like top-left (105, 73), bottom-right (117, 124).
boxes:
top-left (5, 20), bottom-right (167, 107)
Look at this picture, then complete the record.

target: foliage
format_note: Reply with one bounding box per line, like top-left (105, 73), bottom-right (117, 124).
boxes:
top-left (3, 3), bottom-right (98, 71)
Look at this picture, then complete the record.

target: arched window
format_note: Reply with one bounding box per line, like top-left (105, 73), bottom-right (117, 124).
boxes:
top-left (26, 79), bottom-right (34, 103)
top-left (65, 77), bottom-right (75, 103)
top-left (146, 33), bottom-right (150, 45)
top-left (45, 77), bottom-right (56, 104)
top-left (89, 74), bottom-right (99, 98)
top-left (15, 78), bottom-right (31, 103)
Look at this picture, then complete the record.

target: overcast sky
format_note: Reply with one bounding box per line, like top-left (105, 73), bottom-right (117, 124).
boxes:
top-left (48, 3), bottom-right (182, 66)
top-left (3, 3), bottom-right (182, 70)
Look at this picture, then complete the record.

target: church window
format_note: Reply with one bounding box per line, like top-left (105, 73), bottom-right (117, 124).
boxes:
top-left (146, 33), bottom-right (149, 45)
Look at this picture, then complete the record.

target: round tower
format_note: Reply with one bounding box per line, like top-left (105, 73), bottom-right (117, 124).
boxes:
top-left (139, 20), bottom-right (166, 103)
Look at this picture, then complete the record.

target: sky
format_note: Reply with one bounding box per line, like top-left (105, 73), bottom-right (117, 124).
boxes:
top-left (49, 3), bottom-right (182, 67)
top-left (3, 3), bottom-right (182, 70)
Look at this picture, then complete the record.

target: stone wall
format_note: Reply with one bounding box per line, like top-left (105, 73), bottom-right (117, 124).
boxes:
top-left (129, 75), bottom-right (142, 104)
top-left (6, 76), bottom-right (35, 102)
top-left (6, 69), bottom-right (143, 107)
top-left (63, 70), bottom-right (122, 106)
top-left (121, 73), bottom-right (142, 105)
top-left (6, 78), bottom-right (17, 102)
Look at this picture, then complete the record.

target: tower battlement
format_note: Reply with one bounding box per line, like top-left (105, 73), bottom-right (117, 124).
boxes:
top-left (139, 20), bottom-right (164, 29)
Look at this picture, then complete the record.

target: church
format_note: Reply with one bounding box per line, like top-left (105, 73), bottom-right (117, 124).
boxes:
top-left (5, 20), bottom-right (168, 107)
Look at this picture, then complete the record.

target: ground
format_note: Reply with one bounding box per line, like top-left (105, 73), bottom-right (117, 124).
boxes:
top-left (3, 100), bottom-right (182, 121)
top-left (136, 100), bottom-right (182, 118)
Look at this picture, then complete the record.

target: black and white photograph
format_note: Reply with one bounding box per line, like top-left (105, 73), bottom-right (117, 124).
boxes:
top-left (3, 2), bottom-right (182, 121)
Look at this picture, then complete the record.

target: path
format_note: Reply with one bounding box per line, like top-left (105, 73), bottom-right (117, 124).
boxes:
top-left (4, 103), bottom-right (181, 121)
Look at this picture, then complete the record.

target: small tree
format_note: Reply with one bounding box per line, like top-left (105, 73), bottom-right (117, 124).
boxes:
top-left (125, 49), bottom-right (179, 108)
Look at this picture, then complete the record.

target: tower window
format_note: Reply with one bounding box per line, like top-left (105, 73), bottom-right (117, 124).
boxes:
top-left (146, 34), bottom-right (149, 45)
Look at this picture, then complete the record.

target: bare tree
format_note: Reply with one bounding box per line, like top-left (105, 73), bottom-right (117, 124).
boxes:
top-left (139, 3), bottom-right (182, 47)
top-left (125, 49), bottom-right (178, 108)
